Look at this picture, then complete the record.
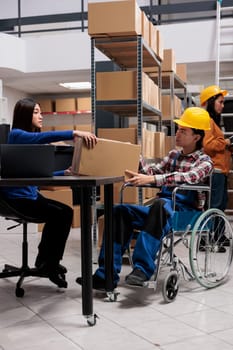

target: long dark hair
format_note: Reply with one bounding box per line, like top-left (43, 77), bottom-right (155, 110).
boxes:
top-left (192, 128), bottom-right (205, 150)
top-left (206, 93), bottom-right (222, 128)
top-left (12, 98), bottom-right (40, 132)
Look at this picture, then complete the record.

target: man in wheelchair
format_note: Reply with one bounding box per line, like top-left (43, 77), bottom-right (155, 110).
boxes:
top-left (76, 107), bottom-right (213, 290)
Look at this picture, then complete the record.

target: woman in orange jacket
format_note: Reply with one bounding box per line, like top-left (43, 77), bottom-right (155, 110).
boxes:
top-left (200, 85), bottom-right (231, 250)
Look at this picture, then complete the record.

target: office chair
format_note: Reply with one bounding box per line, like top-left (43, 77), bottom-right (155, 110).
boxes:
top-left (0, 195), bottom-right (49, 297)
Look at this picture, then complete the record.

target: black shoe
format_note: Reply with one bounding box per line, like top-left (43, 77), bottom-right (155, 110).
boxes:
top-left (76, 274), bottom-right (117, 291)
top-left (125, 268), bottom-right (148, 287)
top-left (36, 263), bottom-right (68, 288)
top-left (48, 273), bottom-right (68, 288)
top-left (57, 264), bottom-right (67, 274)
top-left (35, 261), bottom-right (67, 274)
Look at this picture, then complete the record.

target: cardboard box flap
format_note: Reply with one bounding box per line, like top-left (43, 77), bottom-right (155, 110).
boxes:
top-left (72, 138), bottom-right (141, 177)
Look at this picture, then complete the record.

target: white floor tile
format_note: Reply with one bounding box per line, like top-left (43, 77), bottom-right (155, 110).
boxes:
top-left (0, 227), bottom-right (233, 349)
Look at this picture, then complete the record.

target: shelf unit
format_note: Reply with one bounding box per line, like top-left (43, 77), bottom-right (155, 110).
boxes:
top-left (222, 95), bottom-right (233, 217)
top-left (150, 70), bottom-right (187, 141)
top-left (90, 34), bottom-right (162, 245)
top-left (41, 111), bottom-right (92, 130)
top-left (91, 35), bottom-right (162, 146)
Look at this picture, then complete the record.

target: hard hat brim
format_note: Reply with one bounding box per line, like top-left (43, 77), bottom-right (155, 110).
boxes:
top-left (174, 118), bottom-right (211, 130)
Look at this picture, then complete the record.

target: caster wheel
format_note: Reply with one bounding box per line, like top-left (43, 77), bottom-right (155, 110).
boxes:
top-left (105, 291), bottom-right (119, 302)
top-left (86, 314), bottom-right (98, 326)
top-left (163, 271), bottom-right (179, 303)
top-left (15, 287), bottom-right (25, 298)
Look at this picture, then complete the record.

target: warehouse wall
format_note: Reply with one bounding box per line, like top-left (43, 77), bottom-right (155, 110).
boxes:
top-left (1, 17), bottom-right (230, 75)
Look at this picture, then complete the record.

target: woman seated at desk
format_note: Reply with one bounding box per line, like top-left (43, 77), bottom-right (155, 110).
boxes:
top-left (0, 98), bottom-right (97, 288)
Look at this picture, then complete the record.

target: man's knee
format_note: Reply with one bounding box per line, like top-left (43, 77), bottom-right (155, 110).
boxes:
top-left (144, 199), bottom-right (170, 239)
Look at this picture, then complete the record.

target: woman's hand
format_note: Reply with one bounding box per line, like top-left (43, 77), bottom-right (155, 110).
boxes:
top-left (74, 130), bottom-right (97, 149)
top-left (64, 166), bottom-right (73, 176)
top-left (125, 169), bottom-right (155, 186)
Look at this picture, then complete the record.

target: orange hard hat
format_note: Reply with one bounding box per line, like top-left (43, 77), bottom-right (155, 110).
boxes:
top-left (200, 85), bottom-right (228, 106)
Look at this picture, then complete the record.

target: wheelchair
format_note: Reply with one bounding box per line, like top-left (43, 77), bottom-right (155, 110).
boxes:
top-left (120, 182), bottom-right (233, 303)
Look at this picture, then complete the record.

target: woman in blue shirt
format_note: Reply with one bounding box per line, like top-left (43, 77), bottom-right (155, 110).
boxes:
top-left (1, 98), bottom-right (97, 288)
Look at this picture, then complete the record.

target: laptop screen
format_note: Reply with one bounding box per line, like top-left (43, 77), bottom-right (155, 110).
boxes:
top-left (0, 144), bottom-right (55, 178)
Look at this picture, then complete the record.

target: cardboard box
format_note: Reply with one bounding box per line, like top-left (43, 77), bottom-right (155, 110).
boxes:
top-left (165, 136), bottom-right (176, 154)
top-left (38, 189), bottom-right (73, 231)
top-left (176, 63), bottom-right (187, 83)
top-left (77, 97), bottom-right (91, 111)
top-left (157, 30), bottom-right (164, 61)
top-left (162, 49), bottom-right (176, 72)
top-left (55, 98), bottom-right (76, 112)
top-left (75, 124), bottom-right (92, 132)
top-left (88, 0), bottom-right (142, 37)
top-left (38, 99), bottom-right (53, 113)
top-left (142, 129), bottom-right (165, 159)
top-left (149, 22), bottom-right (157, 56)
top-left (53, 125), bottom-right (74, 131)
top-left (161, 95), bottom-right (182, 120)
top-left (72, 205), bottom-right (80, 228)
top-left (98, 214), bottom-right (104, 248)
top-left (96, 71), bottom-right (159, 109)
top-left (41, 126), bottom-right (55, 131)
top-left (141, 10), bottom-right (150, 46)
top-left (96, 71), bottom-right (137, 100)
top-left (72, 138), bottom-right (141, 177)
top-left (97, 128), bottom-right (137, 144)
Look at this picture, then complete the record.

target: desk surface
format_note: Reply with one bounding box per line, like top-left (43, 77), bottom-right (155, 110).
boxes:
top-left (0, 175), bottom-right (124, 187)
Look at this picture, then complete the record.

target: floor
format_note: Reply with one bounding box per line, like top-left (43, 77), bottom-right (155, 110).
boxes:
top-left (1, 225), bottom-right (233, 350)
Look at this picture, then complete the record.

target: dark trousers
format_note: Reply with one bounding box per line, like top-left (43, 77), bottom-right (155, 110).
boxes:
top-left (4, 193), bottom-right (73, 267)
top-left (211, 172), bottom-right (228, 211)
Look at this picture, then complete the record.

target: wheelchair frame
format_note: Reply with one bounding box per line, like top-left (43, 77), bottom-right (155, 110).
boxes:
top-left (120, 182), bottom-right (233, 303)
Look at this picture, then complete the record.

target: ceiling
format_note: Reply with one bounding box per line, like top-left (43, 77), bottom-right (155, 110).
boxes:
top-left (0, 1), bottom-right (232, 97)
top-left (1, 68), bottom-right (92, 96)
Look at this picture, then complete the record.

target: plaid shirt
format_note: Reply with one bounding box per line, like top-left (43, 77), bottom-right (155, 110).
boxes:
top-left (141, 149), bottom-right (213, 187)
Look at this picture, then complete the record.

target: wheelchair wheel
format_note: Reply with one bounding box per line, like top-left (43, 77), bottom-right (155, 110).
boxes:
top-left (189, 208), bottom-right (233, 289)
top-left (162, 271), bottom-right (179, 303)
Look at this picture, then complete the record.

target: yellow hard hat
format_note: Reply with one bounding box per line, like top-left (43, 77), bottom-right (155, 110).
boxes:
top-left (174, 107), bottom-right (211, 130)
top-left (200, 85), bottom-right (228, 106)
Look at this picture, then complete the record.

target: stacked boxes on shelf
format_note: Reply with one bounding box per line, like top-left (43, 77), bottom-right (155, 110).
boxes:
top-left (96, 71), bottom-right (159, 110)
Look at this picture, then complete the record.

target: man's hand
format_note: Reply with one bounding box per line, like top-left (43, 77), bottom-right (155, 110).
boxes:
top-left (125, 169), bottom-right (155, 186)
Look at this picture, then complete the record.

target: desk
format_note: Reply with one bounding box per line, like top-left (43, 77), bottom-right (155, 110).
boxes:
top-left (0, 175), bottom-right (124, 326)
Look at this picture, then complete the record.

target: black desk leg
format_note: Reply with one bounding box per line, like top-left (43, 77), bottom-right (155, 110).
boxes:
top-left (104, 183), bottom-right (114, 291)
top-left (80, 187), bottom-right (94, 323)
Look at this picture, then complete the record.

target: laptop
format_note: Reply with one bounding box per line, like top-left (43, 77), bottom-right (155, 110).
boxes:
top-left (0, 144), bottom-right (55, 178)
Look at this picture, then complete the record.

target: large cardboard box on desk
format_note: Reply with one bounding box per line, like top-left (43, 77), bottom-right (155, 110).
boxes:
top-left (72, 138), bottom-right (141, 177)
top-left (88, 0), bottom-right (142, 37)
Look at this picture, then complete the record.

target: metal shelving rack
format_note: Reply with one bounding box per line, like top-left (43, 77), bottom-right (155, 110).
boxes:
top-left (90, 35), bottom-right (162, 250)
top-left (91, 35), bottom-right (162, 147)
top-left (222, 95), bottom-right (233, 217)
top-left (150, 70), bottom-right (187, 144)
